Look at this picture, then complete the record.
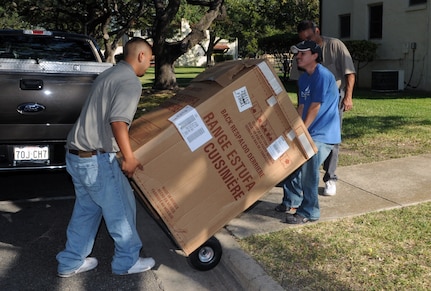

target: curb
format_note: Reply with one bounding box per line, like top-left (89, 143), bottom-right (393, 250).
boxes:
top-left (215, 228), bottom-right (285, 291)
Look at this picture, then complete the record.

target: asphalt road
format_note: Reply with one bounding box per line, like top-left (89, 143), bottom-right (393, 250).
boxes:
top-left (0, 171), bottom-right (242, 290)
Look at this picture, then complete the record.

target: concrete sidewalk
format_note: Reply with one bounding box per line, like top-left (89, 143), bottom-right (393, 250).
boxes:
top-left (217, 154), bottom-right (431, 290)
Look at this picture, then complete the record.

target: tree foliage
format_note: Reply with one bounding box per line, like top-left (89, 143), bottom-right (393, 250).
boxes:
top-left (258, 33), bottom-right (300, 54)
top-left (1, 0), bottom-right (153, 62)
top-left (223, 0), bottom-right (319, 57)
top-left (0, 0), bottom-right (322, 89)
top-left (0, 2), bottom-right (30, 29)
top-left (0, 0), bottom-right (226, 89)
top-left (344, 40), bottom-right (379, 84)
top-left (343, 40), bottom-right (379, 65)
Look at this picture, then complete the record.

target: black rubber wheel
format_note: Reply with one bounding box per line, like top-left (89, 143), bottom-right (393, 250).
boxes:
top-left (187, 236), bottom-right (222, 271)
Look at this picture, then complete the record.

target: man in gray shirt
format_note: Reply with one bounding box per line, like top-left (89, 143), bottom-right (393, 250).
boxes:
top-left (57, 37), bottom-right (154, 277)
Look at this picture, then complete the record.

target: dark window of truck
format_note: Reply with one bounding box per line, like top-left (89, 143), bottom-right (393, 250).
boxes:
top-left (0, 35), bottom-right (97, 62)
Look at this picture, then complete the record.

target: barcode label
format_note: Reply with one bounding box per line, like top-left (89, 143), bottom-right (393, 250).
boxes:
top-left (187, 128), bottom-right (205, 144)
top-left (179, 115), bottom-right (200, 136)
top-left (168, 105), bottom-right (212, 152)
top-left (267, 135), bottom-right (290, 160)
top-left (233, 86), bottom-right (252, 112)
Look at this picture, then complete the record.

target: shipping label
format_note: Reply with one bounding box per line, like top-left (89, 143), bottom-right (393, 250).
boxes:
top-left (267, 135), bottom-right (290, 160)
top-left (168, 105), bottom-right (212, 152)
top-left (232, 86), bottom-right (252, 112)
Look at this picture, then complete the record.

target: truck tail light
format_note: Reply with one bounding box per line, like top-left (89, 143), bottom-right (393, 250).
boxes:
top-left (23, 29), bottom-right (53, 36)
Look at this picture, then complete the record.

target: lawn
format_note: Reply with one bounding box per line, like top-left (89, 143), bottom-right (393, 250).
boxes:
top-left (240, 202), bottom-right (431, 290)
top-left (138, 67), bottom-right (431, 290)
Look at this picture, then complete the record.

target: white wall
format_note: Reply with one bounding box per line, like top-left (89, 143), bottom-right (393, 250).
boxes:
top-left (321, 0), bottom-right (431, 91)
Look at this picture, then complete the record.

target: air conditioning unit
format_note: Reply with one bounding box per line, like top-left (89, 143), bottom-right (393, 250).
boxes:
top-left (371, 70), bottom-right (404, 92)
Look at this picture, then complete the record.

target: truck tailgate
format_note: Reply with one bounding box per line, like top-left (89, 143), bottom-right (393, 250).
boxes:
top-left (0, 72), bottom-right (96, 139)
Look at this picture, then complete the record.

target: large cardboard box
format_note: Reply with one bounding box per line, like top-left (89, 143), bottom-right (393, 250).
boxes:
top-left (129, 59), bottom-right (317, 255)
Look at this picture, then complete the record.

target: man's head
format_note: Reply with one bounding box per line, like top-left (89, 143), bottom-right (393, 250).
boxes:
top-left (290, 40), bottom-right (322, 69)
top-left (297, 20), bottom-right (321, 44)
top-left (123, 37), bottom-right (153, 77)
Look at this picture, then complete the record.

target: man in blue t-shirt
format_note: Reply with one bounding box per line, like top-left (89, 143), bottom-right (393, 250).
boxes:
top-left (277, 40), bottom-right (341, 224)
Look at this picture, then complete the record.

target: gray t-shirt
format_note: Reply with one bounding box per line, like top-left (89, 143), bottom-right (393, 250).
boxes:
top-left (290, 36), bottom-right (356, 92)
top-left (67, 61), bottom-right (142, 152)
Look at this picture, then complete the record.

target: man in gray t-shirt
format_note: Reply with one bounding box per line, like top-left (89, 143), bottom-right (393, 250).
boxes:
top-left (67, 60), bottom-right (142, 153)
top-left (57, 38), bottom-right (156, 277)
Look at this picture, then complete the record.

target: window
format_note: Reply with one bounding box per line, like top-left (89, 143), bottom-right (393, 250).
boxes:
top-left (0, 35), bottom-right (97, 62)
top-left (409, 0), bottom-right (426, 5)
top-left (369, 4), bottom-right (383, 39)
top-left (339, 14), bottom-right (351, 38)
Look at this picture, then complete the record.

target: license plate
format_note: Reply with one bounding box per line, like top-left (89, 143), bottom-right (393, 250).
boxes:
top-left (14, 145), bottom-right (49, 161)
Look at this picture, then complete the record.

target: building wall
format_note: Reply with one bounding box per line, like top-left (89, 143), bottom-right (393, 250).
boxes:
top-left (321, 0), bottom-right (431, 91)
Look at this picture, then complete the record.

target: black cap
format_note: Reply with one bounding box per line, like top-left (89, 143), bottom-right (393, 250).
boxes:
top-left (290, 40), bottom-right (322, 62)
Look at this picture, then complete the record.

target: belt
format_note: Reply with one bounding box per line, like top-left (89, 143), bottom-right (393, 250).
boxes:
top-left (68, 149), bottom-right (105, 158)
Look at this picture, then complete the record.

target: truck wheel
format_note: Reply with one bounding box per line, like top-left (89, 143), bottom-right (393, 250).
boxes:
top-left (188, 236), bottom-right (222, 271)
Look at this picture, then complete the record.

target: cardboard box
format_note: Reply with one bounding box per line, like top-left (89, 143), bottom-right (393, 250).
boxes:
top-left (129, 59), bottom-right (317, 255)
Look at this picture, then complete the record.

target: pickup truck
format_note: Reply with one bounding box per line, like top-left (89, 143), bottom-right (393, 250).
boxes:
top-left (0, 29), bottom-right (113, 171)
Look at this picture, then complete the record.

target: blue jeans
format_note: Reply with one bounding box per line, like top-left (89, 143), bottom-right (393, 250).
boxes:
top-left (281, 141), bottom-right (334, 220)
top-left (56, 152), bottom-right (142, 274)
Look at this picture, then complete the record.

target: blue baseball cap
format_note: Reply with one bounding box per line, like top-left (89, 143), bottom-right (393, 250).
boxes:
top-left (290, 40), bottom-right (322, 62)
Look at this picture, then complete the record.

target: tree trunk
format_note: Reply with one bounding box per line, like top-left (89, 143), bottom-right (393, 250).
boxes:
top-left (152, 0), bottom-right (224, 90)
top-left (206, 32), bottom-right (216, 67)
top-left (154, 43), bottom-right (181, 90)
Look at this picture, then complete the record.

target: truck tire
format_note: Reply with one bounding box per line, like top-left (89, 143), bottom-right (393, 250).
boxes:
top-left (187, 236), bottom-right (222, 271)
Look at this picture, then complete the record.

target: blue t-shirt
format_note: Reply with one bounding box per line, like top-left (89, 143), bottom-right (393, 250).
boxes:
top-left (298, 64), bottom-right (341, 144)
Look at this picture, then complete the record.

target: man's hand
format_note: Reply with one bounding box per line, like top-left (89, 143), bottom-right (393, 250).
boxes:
top-left (343, 73), bottom-right (355, 112)
top-left (121, 156), bottom-right (143, 178)
top-left (343, 94), bottom-right (353, 111)
top-left (111, 121), bottom-right (142, 178)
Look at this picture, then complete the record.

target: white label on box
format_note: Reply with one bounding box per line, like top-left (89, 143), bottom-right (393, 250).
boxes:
top-left (168, 105), bottom-right (213, 152)
top-left (233, 86), bottom-right (252, 112)
top-left (267, 135), bottom-right (290, 160)
top-left (286, 129), bottom-right (296, 141)
top-left (257, 61), bottom-right (283, 95)
top-left (298, 133), bottom-right (316, 159)
top-left (266, 95), bottom-right (277, 107)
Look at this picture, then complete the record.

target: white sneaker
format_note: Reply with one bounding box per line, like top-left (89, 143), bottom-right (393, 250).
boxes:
top-left (117, 257), bottom-right (155, 275)
top-left (323, 180), bottom-right (337, 196)
top-left (58, 257), bottom-right (98, 278)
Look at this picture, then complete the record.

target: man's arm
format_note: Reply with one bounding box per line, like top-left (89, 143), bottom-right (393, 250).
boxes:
top-left (303, 102), bottom-right (321, 128)
top-left (111, 121), bottom-right (143, 178)
top-left (297, 103), bottom-right (304, 117)
top-left (343, 73), bottom-right (355, 111)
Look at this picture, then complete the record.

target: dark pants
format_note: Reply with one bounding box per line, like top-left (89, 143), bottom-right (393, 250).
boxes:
top-left (323, 95), bottom-right (344, 182)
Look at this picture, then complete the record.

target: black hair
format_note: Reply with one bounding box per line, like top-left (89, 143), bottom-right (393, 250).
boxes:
top-left (123, 37), bottom-right (152, 58)
top-left (297, 20), bottom-right (318, 33)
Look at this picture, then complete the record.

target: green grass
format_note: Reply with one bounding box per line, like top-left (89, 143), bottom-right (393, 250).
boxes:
top-left (138, 68), bottom-right (431, 290)
top-left (139, 66), bottom-right (205, 89)
top-left (340, 93), bottom-right (431, 166)
top-left (282, 81), bottom-right (431, 166)
top-left (136, 67), bottom-right (205, 117)
top-left (239, 203), bottom-right (431, 290)
top-left (247, 85), bottom-right (431, 290)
